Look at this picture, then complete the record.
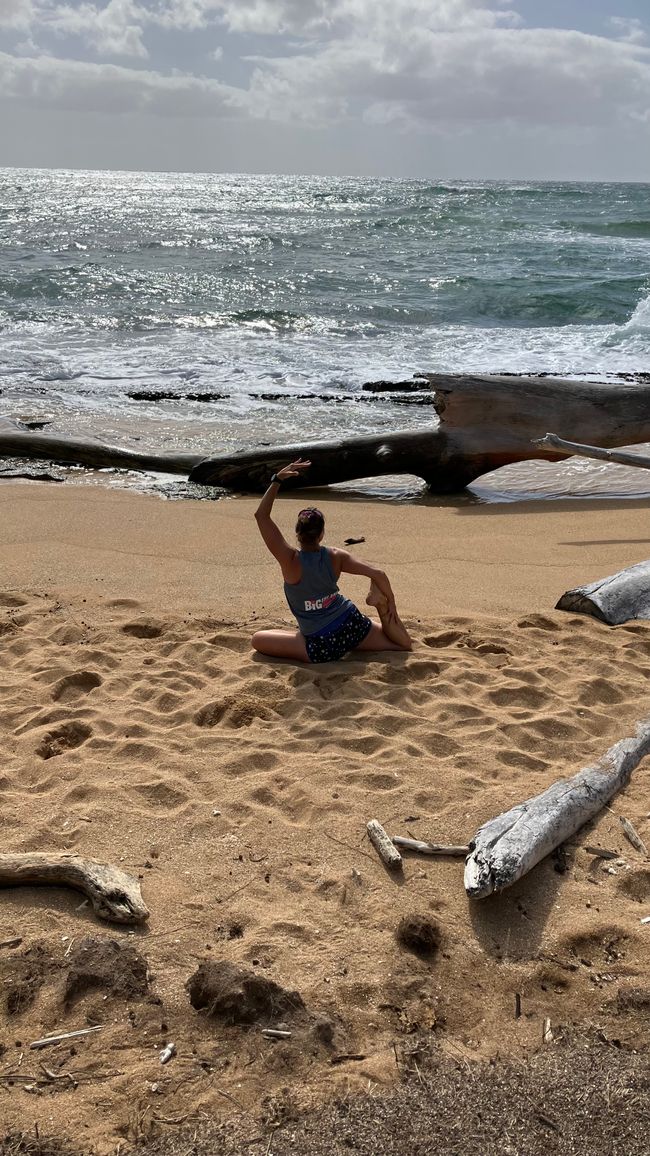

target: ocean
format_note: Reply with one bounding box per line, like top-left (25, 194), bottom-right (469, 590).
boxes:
top-left (1, 168), bottom-right (649, 502)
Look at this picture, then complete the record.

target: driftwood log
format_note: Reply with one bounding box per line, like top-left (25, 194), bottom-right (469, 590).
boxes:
top-left (0, 417), bottom-right (202, 476)
top-left (367, 820), bottom-right (402, 870)
top-left (0, 853), bottom-right (149, 924)
top-left (4, 374), bottom-right (650, 493)
top-left (464, 719), bottom-right (650, 899)
top-left (391, 836), bottom-right (469, 857)
top-left (556, 559), bottom-right (650, 625)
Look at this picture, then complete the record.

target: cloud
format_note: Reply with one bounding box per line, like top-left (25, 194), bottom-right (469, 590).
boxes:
top-left (2, 0), bottom-right (650, 141)
top-left (244, 18), bottom-right (650, 131)
top-left (0, 0), bottom-right (33, 28)
top-left (42, 0), bottom-right (149, 57)
top-left (0, 49), bottom-right (245, 114)
top-left (210, 0), bottom-right (519, 36)
top-left (610, 17), bottom-right (647, 46)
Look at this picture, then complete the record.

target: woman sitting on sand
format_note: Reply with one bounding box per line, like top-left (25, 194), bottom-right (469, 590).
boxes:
top-left (252, 459), bottom-right (413, 663)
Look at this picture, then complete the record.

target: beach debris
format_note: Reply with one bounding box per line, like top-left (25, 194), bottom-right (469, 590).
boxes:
top-left (391, 836), bottom-right (469, 857)
top-left (395, 915), bottom-right (441, 959)
top-left (465, 718), bottom-right (650, 898)
top-left (186, 960), bottom-right (306, 1024)
top-left (30, 1026), bottom-right (103, 1050)
top-left (543, 1017), bottom-right (553, 1044)
top-left (584, 846), bottom-right (619, 860)
top-left (556, 556), bottom-right (650, 626)
top-left (64, 936), bottom-right (149, 1006)
top-left (640, 916), bottom-right (650, 925)
top-left (0, 852), bottom-right (149, 924)
top-left (620, 817), bottom-right (648, 857)
top-left (515, 993), bottom-right (522, 1019)
top-left (343, 536), bottom-right (365, 546)
top-left (366, 820), bottom-right (402, 870)
top-left (0, 937), bottom-right (22, 949)
top-left (331, 1053), bottom-right (366, 1065)
top-left (159, 1042), bottom-right (176, 1065)
top-left (261, 1029), bottom-right (292, 1040)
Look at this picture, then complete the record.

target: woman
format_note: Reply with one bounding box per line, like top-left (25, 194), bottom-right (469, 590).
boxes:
top-left (252, 458), bottom-right (413, 663)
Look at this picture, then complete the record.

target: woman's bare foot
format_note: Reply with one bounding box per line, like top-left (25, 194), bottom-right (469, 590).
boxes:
top-left (366, 581), bottom-right (413, 650)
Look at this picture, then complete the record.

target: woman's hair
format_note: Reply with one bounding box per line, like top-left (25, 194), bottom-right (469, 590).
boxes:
top-left (296, 506), bottom-right (325, 546)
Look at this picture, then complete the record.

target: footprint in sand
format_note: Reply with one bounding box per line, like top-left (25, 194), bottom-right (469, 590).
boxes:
top-left (36, 721), bottom-right (93, 760)
top-left (51, 671), bottom-right (103, 702)
top-left (617, 870), bottom-right (650, 904)
top-left (0, 593), bottom-right (28, 607)
top-left (122, 618), bottom-right (165, 639)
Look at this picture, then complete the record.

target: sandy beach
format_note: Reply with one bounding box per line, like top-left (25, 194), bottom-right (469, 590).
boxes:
top-left (2, 482), bottom-right (650, 1152)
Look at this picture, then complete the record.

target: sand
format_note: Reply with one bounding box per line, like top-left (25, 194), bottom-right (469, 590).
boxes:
top-left (1, 483), bottom-right (650, 1152)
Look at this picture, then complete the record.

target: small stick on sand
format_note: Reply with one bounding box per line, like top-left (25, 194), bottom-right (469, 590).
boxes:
top-left (0, 937), bottom-right (22, 949)
top-left (620, 817), bottom-right (648, 856)
top-left (30, 1026), bottom-right (103, 1050)
top-left (391, 836), bottom-right (469, 857)
top-left (261, 1029), bottom-right (292, 1040)
top-left (584, 846), bottom-right (618, 860)
top-left (543, 1017), bottom-right (553, 1044)
top-left (366, 820), bottom-right (402, 870)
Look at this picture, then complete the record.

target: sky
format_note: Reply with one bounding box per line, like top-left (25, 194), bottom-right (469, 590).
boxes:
top-left (0, 0), bottom-right (649, 179)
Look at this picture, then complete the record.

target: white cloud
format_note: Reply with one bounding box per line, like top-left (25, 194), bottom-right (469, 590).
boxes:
top-left (0, 0), bottom-right (33, 28)
top-left (43, 0), bottom-right (149, 57)
top-left (245, 20), bottom-right (650, 131)
top-left (211, 0), bottom-right (518, 36)
top-left (1, 0), bottom-right (650, 145)
top-left (610, 17), bottom-right (647, 46)
top-left (0, 49), bottom-right (245, 113)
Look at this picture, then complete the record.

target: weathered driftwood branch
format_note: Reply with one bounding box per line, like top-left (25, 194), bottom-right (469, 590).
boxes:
top-left (30, 1026), bottom-right (103, 1050)
top-left (0, 418), bottom-right (202, 476)
top-left (556, 559), bottom-right (650, 625)
top-left (464, 719), bottom-right (650, 899)
top-left (5, 374), bottom-right (650, 494)
top-left (367, 820), bottom-right (402, 870)
top-left (534, 432), bottom-right (650, 471)
top-left (0, 853), bottom-right (149, 924)
top-left (391, 836), bottom-right (469, 856)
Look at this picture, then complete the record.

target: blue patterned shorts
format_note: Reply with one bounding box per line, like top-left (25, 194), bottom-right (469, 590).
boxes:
top-left (304, 605), bottom-right (373, 663)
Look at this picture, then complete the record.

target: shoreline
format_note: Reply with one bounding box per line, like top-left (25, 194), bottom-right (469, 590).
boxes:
top-left (2, 481), bottom-right (650, 617)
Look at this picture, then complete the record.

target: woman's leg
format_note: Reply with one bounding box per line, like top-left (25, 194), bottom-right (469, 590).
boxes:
top-left (365, 581), bottom-right (413, 650)
top-left (251, 629), bottom-right (310, 662)
top-left (353, 621), bottom-right (410, 653)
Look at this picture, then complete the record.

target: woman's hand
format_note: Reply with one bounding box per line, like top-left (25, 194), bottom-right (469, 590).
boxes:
top-left (276, 459), bottom-right (311, 481)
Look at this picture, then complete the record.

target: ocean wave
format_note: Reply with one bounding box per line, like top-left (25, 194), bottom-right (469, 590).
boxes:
top-left (576, 220), bottom-right (650, 239)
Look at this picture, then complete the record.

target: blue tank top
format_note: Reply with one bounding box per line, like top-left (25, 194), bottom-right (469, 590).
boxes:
top-left (284, 548), bottom-right (352, 636)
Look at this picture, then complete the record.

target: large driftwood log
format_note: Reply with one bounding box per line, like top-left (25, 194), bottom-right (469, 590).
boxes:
top-left (0, 853), bottom-right (149, 924)
top-left (464, 719), bottom-right (650, 899)
top-left (4, 375), bottom-right (650, 493)
top-left (188, 374), bottom-right (650, 491)
top-left (556, 559), bottom-right (650, 625)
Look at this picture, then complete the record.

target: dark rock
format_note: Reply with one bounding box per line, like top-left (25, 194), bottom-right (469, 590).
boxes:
top-left (362, 380), bottom-right (427, 392)
top-left (396, 915), bottom-right (441, 959)
top-left (64, 937), bottom-right (149, 1005)
top-left (186, 960), bottom-right (306, 1024)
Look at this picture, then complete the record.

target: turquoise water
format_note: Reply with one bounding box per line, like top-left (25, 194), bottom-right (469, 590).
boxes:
top-left (1, 169), bottom-right (649, 499)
